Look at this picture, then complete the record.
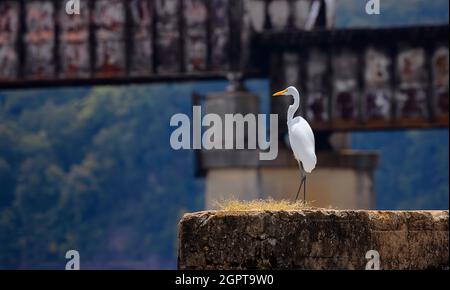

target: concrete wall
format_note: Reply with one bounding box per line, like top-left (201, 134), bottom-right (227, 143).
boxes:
top-left (178, 209), bottom-right (449, 270)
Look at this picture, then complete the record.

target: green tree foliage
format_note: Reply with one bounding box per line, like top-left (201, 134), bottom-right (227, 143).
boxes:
top-left (0, 85), bottom-right (203, 269)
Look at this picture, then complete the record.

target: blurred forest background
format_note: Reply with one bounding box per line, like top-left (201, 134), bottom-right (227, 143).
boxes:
top-left (0, 0), bottom-right (448, 269)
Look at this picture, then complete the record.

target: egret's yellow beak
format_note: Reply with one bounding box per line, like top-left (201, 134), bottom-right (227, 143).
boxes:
top-left (272, 88), bottom-right (288, 96)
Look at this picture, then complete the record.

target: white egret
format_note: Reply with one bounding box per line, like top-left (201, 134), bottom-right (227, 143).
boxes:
top-left (272, 86), bottom-right (316, 203)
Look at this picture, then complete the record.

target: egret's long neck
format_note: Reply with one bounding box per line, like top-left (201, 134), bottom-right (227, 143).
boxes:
top-left (287, 88), bottom-right (300, 123)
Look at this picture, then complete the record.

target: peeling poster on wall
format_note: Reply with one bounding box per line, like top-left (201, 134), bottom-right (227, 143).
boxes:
top-left (395, 47), bottom-right (427, 120)
top-left (184, 0), bottom-right (208, 72)
top-left (59, 0), bottom-right (90, 78)
top-left (363, 47), bottom-right (392, 121)
top-left (0, 1), bottom-right (19, 80)
top-left (306, 48), bottom-right (329, 123)
top-left (94, 0), bottom-right (126, 76)
top-left (130, 0), bottom-right (153, 75)
top-left (155, 0), bottom-right (180, 73)
top-left (332, 49), bottom-right (359, 122)
top-left (25, 0), bottom-right (55, 78)
top-left (431, 46), bottom-right (449, 120)
top-left (210, 0), bottom-right (230, 71)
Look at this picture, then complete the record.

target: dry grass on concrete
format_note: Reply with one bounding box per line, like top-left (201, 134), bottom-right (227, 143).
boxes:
top-left (216, 198), bottom-right (315, 211)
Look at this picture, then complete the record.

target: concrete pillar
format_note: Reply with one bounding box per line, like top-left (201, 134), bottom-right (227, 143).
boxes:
top-left (204, 149), bottom-right (378, 210)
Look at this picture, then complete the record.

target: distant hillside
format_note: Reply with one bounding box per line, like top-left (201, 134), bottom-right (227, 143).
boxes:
top-left (352, 130), bottom-right (449, 210)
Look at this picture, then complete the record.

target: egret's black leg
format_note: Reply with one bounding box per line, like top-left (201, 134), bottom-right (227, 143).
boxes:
top-left (295, 176), bottom-right (306, 202)
top-left (295, 177), bottom-right (305, 202)
top-left (295, 167), bottom-right (305, 202)
top-left (303, 176), bottom-right (307, 205)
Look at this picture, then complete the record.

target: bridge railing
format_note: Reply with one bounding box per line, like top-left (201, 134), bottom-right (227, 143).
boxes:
top-left (260, 26), bottom-right (449, 130)
top-left (0, 1), bottom-right (448, 130)
top-left (0, 0), bottom-right (334, 87)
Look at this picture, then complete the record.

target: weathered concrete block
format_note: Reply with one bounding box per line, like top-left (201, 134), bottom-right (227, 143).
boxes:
top-left (178, 210), bottom-right (449, 270)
